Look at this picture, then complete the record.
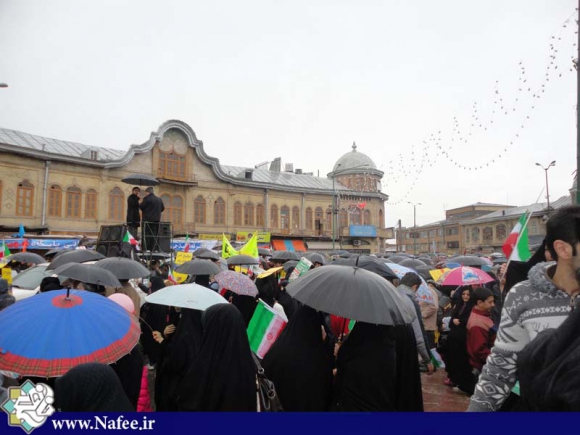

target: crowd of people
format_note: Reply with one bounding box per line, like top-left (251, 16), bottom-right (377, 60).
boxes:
top-left (2, 204), bottom-right (580, 412)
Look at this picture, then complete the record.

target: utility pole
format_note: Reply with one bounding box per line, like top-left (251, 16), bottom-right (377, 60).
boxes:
top-left (408, 202), bottom-right (421, 255)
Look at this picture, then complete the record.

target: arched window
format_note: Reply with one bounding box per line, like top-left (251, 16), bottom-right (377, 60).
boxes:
top-left (281, 206), bottom-right (290, 230)
top-left (244, 203), bottom-right (254, 226)
top-left (292, 206), bottom-right (300, 229)
top-left (305, 207), bottom-right (313, 230)
top-left (108, 187), bottom-right (124, 221)
top-left (159, 151), bottom-right (186, 180)
top-left (339, 210), bottom-right (348, 228)
top-left (85, 189), bottom-right (97, 219)
top-left (256, 204), bottom-right (264, 227)
top-left (48, 185), bottom-right (62, 217)
top-left (194, 195), bottom-right (206, 224)
top-left (214, 197), bottom-right (226, 225)
top-left (465, 227), bottom-right (471, 243)
top-left (66, 186), bottom-right (82, 218)
top-left (350, 208), bottom-right (361, 225)
top-left (483, 226), bottom-right (493, 243)
top-left (171, 195), bottom-right (183, 225)
top-left (472, 227), bottom-right (480, 243)
top-left (324, 207), bottom-right (331, 232)
top-left (16, 180), bottom-right (34, 217)
top-left (496, 224), bottom-right (506, 241)
top-left (234, 201), bottom-right (242, 226)
top-left (378, 209), bottom-right (384, 229)
top-left (364, 209), bottom-right (372, 225)
top-left (270, 205), bottom-right (278, 229)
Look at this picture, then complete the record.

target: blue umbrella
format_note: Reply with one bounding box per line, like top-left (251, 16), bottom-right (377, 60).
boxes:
top-left (0, 289), bottom-right (140, 377)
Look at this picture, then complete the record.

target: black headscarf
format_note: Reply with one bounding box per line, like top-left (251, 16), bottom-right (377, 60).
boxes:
top-left (109, 345), bottom-right (143, 409)
top-left (0, 279), bottom-right (15, 311)
top-left (393, 324), bottom-right (424, 411)
top-left (155, 308), bottom-right (203, 411)
top-left (332, 322), bottom-right (397, 412)
top-left (194, 275), bottom-right (211, 289)
top-left (55, 363), bottom-right (134, 412)
top-left (177, 304), bottom-right (256, 411)
top-left (139, 276), bottom-right (169, 366)
top-left (225, 291), bottom-right (257, 326)
top-left (255, 275), bottom-right (279, 307)
top-left (504, 239), bottom-right (549, 297)
top-left (40, 276), bottom-right (61, 292)
top-left (262, 305), bottom-right (334, 411)
top-left (517, 306), bottom-right (580, 411)
top-left (149, 276), bottom-right (165, 293)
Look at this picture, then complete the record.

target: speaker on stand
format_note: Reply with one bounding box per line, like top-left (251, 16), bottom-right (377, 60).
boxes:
top-left (96, 225), bottom-right (132, 258)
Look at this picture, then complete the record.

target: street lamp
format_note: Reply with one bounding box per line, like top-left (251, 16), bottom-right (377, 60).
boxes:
top-left (330, 163), bottom-right (370, 250)
top-left (535, 161), bottom-right (556, 210)
top-left (408, 202), bottom-right (421, 254)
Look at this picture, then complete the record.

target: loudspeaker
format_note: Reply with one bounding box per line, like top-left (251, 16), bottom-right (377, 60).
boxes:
top-left (97, 224), bottom-right (131, 258)
top-left (158, 222), bottom-right (171, 252)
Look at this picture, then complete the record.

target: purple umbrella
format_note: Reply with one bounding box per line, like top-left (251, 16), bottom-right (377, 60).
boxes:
top-left (214, 271), bottom-right (258, 297)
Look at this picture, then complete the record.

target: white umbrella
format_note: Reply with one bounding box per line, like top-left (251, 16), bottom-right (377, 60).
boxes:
top-left (145, 283), bottom-right (228, 310)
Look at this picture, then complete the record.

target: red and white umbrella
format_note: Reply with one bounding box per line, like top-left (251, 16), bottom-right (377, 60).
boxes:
top-left (437, 266), bottom-right (494, 286)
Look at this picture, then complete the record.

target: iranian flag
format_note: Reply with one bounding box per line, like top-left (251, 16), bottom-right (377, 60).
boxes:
top-left (167, 266), bottom-right (178, 284)
top-left (247, 299), bottom-right (287, 358)
top-left (123, 231), bottom-right (140, 249)
top-left (503, 212), bottom-right (531, 262)
top-left (0, 244), bottom-right (10, 260)
top-left (183, 234), bottom-right (190, 253)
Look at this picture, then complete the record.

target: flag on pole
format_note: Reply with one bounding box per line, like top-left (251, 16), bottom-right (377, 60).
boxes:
top-left (222, 234), bottom-right (238, 259)
top-left (0, 244), bottom-right (10, 260)
top-left (502, 212), bottom-right (531, 261)
top-left (239, 232), bottom-right (258, 258)
top-left (183, 234), bottom-right (190, 253)
top-left (247, 299), bottom-right (287, 358)
top-left (167, 266), bottom-right (178, 284)
top-left (123, 230), bottom-right (140, 250)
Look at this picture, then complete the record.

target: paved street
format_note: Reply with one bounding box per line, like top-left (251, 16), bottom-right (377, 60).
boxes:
top-left (422, 370), bottom-right (470, 412)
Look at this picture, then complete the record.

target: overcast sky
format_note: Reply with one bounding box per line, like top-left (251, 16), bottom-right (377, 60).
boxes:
top-left (0, 0), bottom-right (577, 229)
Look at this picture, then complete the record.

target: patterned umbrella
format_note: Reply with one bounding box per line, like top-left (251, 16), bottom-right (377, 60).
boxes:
top-left (437, 266), bottom-right (494, 286)
top-left (0, 289), bottom-right (140, 377)
top-left (214, 271), bottom-right (258, 297)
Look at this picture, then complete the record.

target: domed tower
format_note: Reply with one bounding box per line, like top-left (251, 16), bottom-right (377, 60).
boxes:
top-left (328, 142), bottom-right (384, 191)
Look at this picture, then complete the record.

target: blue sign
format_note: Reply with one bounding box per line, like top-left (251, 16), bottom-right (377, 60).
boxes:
top-left (349, 225), bottom-right (377, 237)
top-left (2, 239), bottom-right (80, 250)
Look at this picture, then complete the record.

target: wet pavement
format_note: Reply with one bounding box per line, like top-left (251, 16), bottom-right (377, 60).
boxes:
top-left (422, 369), bottom-right (470, 412)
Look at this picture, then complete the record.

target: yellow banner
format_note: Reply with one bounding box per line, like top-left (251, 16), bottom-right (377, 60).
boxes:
top-left (236, 231), bottom-right (271, 243)
top-left (198, 234), bottom-right (228, 240)
top-left (175, 252), bottom-right (193, 265)
top-left (239, 232), bottom-right (259, 258)
top-left (222, 234), bottom-right (238, 259)
top-left (2, 268), bottom-right (12, 285)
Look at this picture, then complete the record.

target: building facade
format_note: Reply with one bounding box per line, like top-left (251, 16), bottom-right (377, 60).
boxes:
top-left (0, 120), bottom-right (391, 253)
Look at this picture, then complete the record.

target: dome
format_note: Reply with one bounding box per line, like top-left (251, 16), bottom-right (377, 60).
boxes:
top-left (332, 142), bottom-right (377, 173)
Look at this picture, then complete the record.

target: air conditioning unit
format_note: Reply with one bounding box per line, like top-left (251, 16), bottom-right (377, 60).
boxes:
top-left (353, 240), bottom-right (361, 246)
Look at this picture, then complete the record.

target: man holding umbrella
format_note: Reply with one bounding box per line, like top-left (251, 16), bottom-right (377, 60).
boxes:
top-left (126, 187), bottom-right (141, 238)
top-left (139, 187), bottom-right (165, 252)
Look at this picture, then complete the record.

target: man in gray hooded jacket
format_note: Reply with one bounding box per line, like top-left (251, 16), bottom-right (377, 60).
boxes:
top-left (469, 205), bottom-right (580, 411)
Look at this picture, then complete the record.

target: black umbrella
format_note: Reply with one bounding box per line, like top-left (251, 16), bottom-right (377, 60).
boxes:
top-left (47, 250), bottom-right (106, 270)
top-left (93, 257), bottom-right (150, 279)
top-left (45, 248), bottom-right (73, 259)
top-left (176, 259), bottom-right (222, 275)
top-left (418, 257), bottom-right (433, 266)
top-left (283, 260), bottom-right (298, 273)
top-left (192, 247), bottom-right (211, 256)
top-left (286, 265), bottom-right (416, 326)
top-left (7, 252), bottom-right (46, 265)
top-left (271, 251), bottom-right (300, 262)
top-left (303, 252), bottom-right (326, 265)
top-left (226, 255), bottom-right (260, 266)
top-left (195, 250), bottom-right (220, 261)
top-left (414, 265), bottom-right (434, 280)
top-left (53, 263), bottom-right (121, 287)
top-left (492, 257), bottom-right (508, 264)
top-left (258, 248), bottom-right (272, 257)
top-left (449, 255), bottom-right (487, 267)
top-left (121, 173), bottom-right (159, 186)
top-left (387, 255), bottom-right (408, 264)
top-left (333, 255), bottom-right (398, 280)
top-left (399, 258), bottom-right (428, 269)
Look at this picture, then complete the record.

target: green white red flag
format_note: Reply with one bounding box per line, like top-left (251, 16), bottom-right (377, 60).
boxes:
top-left (123, 231), bottom-right (140, 250)
top-left (183, 234), bottom-right (190, 253)
top-left (0, 244), bottom-right (10, 260)
top-left (247, 299), bottom-right (287, 358)
top-left (502, 212), bottom-right (531, 262)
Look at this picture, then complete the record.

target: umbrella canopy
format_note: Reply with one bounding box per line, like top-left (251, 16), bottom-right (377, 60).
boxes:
top-left (387, 255), bottom-right (408, 264)
top-left (192, 247), bottom-right (212, 256)
top-left (45, 248), bottom-right (73, 259)
top-left (93, 257), bottom-right (150, 279)
top-left (333, 255), bottom-right (398, 280)
top-left (429, 268), bottom-right (451, 281)
top-left (438, 267), bottom-right (495, 286)
top-left (121, 173), bottom-right (159, 186)
top-left (399, 258), bottom-right (428, 269)
top-left (258, 248), bottom-right (272, 257)
top-left (414, 265), bottom-right (434, 280)
top-left (384, 263), bottom-right (436, 305)
top-left (271, 251), bottom-right (300, 262)
top-left (195, 250), bottom-right (221, 261)
top-left (303, 252), bottom-right (326, 265)
top-left (449, 255), bottom-right (487, 267)
top-left (282, 260), bottom-right (298, 273)
top-left (0, 289), bottom-right (140, 377)
top-left (418, 257), bottom-right (434, 266)
top-left (226, 255), bottom-right (260, 266)
top-left (6, 252), bottom-right (45, 265)
top-left (46, 249), bottom-right (105, 270)
top-left (53, 263), bottom-right (122, 287)
top-left (492, 257), bottom-right (508, 264)
top-left (175, 259), bottom-right (221, 276)
top-left (214, 271), bottom-right (258, 297)
top-left (145, 283), bottom-right (228, 310)
top-left (286, 265), bottom-right (415, 326)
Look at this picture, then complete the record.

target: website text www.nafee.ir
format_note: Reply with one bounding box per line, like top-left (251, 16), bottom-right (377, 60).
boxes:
top-left (51, 415), bottom-right (155, 431)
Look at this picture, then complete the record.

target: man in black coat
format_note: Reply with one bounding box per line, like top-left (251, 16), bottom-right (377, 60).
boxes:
top-left (126, 187), bottom-right (141, 238)
top-left (139, 187), bottom-right (165, 252)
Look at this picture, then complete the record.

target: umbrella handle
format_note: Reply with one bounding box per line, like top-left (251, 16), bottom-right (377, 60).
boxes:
top-left (65, 286), bottom-right (71, 300)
